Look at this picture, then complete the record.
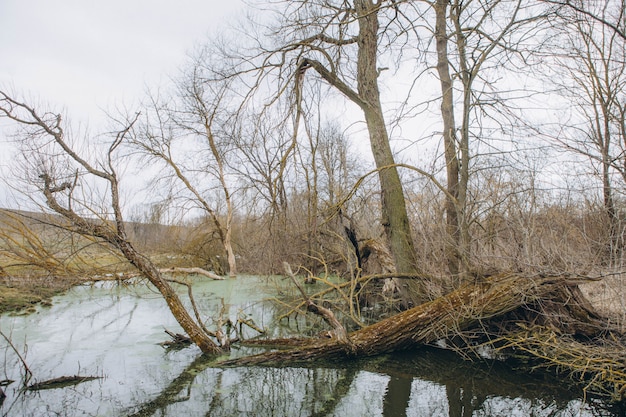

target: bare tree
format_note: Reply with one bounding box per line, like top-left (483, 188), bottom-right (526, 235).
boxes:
top-left (226, 112), bottom-right (298, 272)
top-left (198, 0), bottom-right (423, 291)
top-left (0, 90), bottom-right (225, 353)
top-left (293, 1), bottom-right (420, 281)
top-left (317, 122), bottom-right (355, 210)
top-left (432, 0), bottom-right (547, 278)
top-left (546, 0), bottom-right (626, 261)
top-left (135, 74), bottom-right (238, 277)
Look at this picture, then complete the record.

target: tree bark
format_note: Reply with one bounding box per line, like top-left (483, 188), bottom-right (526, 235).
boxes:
top-left (435, 0), bottom-right (462, 278)
top-left (221, 272), bottom-right (604, 366)
top-left (354, 0), bottom-right (420, 279)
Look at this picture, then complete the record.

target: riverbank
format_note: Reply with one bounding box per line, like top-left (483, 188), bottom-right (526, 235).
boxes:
top-left (0, 251), bottom-right (204, 314)
top-left (0, 276), bottom-right (80, 314)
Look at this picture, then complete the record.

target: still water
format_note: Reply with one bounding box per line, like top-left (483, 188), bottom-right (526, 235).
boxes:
top-left (0, 276), bottom-right (622, 416)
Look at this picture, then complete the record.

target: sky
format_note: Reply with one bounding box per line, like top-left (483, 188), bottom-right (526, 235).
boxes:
top-left (0, 0), bottom-right (244, 124)
top-left (0, 0), bottom-right (245, 208)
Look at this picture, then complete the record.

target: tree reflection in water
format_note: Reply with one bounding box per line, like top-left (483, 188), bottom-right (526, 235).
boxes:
top-left (1, 278), bottom-right (624, 416)
top-left (124, 347), bottom-right (623, 417)
top-left (126, 356), bottom-right (351, 417)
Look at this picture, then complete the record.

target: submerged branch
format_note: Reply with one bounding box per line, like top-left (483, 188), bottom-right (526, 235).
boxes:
top-left (283, 262), bottom-right (351, 345)
top-left (0, 330), bottom-right (32, 387)
top-left (26, 375), bottom-right (101, 391)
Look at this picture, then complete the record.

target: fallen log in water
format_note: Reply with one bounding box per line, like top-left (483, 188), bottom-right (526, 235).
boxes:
top-left (86, 267), bottom-right (225, 283)
top-left (158, 267), bottom-right (224, 280)
top-left (223, 273), bottom-right (581, 363)
top-left (26, 375), bottom-right (100, 391)
top-left (221, 272), bottom-right (626, 400)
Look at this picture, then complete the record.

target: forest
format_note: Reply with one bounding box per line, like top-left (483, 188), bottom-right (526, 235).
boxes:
top-left (1, 0), bottom-right (626, 407)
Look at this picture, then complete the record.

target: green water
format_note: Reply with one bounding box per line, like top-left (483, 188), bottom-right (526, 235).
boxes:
top-left (0, 276), bottom-right (622, 416)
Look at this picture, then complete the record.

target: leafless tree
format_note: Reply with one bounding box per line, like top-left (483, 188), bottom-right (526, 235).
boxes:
top-left (431, 0), bottom-right (548, 279)
top-left (133, 68), bottom-right (239, 277)
top-left (545, 0), bottom-right (626, 261)
top-left (205, 0), bottom-right (423, 293)
top-left (0, 90), bottom-right (225, 353)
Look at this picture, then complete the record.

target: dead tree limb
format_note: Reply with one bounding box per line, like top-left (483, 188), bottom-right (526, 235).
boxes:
top-left (159, 329), bottom-right (193, 349)
top-left (119, 267), bottom-right (224, 281)
top-left (26, 375), bottom-right (100, 391)
top-left (158, 267), bottom-right (224, 280)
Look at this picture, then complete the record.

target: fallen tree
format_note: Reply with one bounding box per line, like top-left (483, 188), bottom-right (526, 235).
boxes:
top-left (221, 272), bottom-right (626, 400)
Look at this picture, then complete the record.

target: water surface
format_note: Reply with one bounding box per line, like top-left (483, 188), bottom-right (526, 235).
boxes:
top-left (0, 276), bottom-right (621, 416)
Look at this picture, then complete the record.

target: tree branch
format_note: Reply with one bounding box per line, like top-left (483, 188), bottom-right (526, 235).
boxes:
top-left (297, 59), bottom-right (368, 110)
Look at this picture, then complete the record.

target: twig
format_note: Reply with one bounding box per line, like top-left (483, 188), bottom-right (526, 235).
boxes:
top-left (0, 330), bottom-right (32, 387)
top-left (283, 262), bottom-right (351, 345)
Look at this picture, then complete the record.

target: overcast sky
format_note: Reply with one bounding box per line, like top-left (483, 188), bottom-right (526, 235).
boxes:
top-left (0, 0), bottom-right (244, 124)
top-left (0, 1), bottom-right (246, 208)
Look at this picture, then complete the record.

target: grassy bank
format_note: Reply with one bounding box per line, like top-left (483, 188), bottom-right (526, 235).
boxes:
top-left (0, 276), bottom-right (79, 314)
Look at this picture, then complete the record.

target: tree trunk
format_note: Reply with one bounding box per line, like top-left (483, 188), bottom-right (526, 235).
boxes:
top-left (108, 240), bottom-right (223, 354)
top-left (49, 195), bottom-right (223, 355)
top-left (435, 0), bottom-right (462, 278)
top-left (221, 272), bottom-right (605, 366)
top-left (355, 0), bottom-right (420, 279)
top-left (296, 2), bottom-right (421, 299)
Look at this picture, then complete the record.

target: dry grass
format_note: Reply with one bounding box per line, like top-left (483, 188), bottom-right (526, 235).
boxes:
top-left (580, 273), bottom-right (626, 332)
top-left (0, 275), bottom-right (79, 314)
top-left (495, 326), bottom-right (626, 401)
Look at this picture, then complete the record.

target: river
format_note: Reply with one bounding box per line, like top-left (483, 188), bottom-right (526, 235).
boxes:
top-left (0, 276), bottom-right (622, 416)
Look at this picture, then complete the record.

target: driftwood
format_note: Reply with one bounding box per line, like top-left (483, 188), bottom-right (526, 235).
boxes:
top-left (158, 267), bottom-right (224, 280)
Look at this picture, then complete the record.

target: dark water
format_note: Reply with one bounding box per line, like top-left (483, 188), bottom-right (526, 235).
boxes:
top-left (0, 276), bottom-right (622, 416)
